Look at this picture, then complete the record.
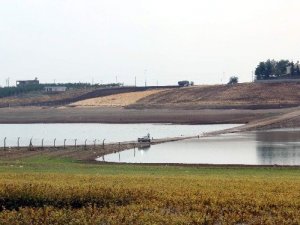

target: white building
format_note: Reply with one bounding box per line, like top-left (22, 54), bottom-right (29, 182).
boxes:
top-left (44, 86), bottom-right (67, 93)
top-left (286, 62), bottom-right (300, 75)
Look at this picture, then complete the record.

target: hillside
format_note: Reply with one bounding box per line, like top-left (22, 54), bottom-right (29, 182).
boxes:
top-left (70, 89), bottom-right (166, 107)
top-left (128, 82), bottom-right (300, 109)
top-left (2, 82), bottom-right (300, 110)
top-left (0, 86), bottom-right (171, 108)
top-left (0, 88), bottom-right (96, 107)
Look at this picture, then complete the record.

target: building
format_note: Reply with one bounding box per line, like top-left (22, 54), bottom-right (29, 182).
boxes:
top-left (16, 78), bottom-right (39, 87)
top-left (44, 86), bottom-right (67, 93)
top-left (286, 62), bottom-right (300, 75)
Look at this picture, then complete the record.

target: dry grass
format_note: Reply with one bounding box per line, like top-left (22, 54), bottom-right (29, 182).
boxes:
top-left (0, 170), bottom-right (299, 224)
top-left (70, 89), bottom-right (167, 107)
top-left (131, 83), bottom-right (300, 108)
top-left (0, 88), bottom-right (95, 105)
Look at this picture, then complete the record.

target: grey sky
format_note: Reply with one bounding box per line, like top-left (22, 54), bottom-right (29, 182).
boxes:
top-left (1, 0), bottom-right (300, 86)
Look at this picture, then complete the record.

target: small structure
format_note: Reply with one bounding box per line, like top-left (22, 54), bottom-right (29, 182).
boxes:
top-left (44, 86), bottom-right (67, 93)
top-left (286, 62), bottom-right (300, 75)
top-left (138, 133), bottom-right (151, 143)
top-left (16, 77), bottom-right (39, 87)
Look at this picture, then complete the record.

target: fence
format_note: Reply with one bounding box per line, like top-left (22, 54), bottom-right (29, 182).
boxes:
top-left (1, 137), bottom-right (111, 149)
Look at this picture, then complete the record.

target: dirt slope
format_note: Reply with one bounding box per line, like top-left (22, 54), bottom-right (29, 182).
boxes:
top-left (129, 82), bottom-right (300, 109)
top-left (70, 89), bottom-right (167, 107)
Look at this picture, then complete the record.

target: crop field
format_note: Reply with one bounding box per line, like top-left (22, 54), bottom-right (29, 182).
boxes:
top-left (0, 157), bottom-right (299, 224)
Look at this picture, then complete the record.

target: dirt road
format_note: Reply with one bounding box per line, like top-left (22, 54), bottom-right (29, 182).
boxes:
top-left (207, 107), bottom-right (300, 135)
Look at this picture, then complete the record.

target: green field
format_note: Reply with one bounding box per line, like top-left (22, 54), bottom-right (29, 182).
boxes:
top-left (0, 156), bottom-right (300, 224)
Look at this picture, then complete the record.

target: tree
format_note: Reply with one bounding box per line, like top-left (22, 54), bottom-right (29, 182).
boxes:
top-left (255, 59), bottom-right (293, 80)
top-left (296, 65), bottom-right (300, 76)
top-left (228, 76), bottom-right (238, 84)
top-left (255, 62), bottom-right (266, 80)
top-left (264, 60), bottom-right (274, 78)
top-left (275, 60), bottom-right (289, 76)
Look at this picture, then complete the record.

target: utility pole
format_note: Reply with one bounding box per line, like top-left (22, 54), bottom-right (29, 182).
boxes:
top-left (144, 69), bottom-right (147, 87)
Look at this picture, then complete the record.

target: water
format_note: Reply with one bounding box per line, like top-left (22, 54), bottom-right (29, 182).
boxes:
top-left (0, 123), bottom-right (238, 147)
top-left (100, 129), bottom-right (300, 165)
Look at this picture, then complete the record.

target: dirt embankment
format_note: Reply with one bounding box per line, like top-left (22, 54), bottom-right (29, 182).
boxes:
top-left (0, 86), bottom-right (175, 108)
top-left (128, 82), bottom-right (300, 110)
top-left (70, 89), bottom-right (167, 107)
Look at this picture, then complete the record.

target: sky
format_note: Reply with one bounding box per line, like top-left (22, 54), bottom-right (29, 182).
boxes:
top-left (0, 0), bottom-right (300, 87)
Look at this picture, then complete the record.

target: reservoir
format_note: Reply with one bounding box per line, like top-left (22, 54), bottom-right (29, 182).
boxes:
top-left (99, 129), bottom-right (300, 166)
top-left (0, 123), bottom-right (237, 147)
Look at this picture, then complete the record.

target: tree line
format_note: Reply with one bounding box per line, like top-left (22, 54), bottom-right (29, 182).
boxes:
top-left (255, 59), bottom-right (300, 80)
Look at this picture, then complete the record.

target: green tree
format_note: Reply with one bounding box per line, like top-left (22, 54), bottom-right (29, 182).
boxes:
top-left (255, 59), bottom-right (293, 80)
top-left (228, 76), bottom-right (238, 84)
top-left (255, 62), bottom-right (266, 80)
top-left (296, 65), bottom-right (300, 76)
top-left (275, 60), bottom-right (289, 76)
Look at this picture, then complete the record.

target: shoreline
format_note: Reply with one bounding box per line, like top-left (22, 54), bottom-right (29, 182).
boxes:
top-left (0, 106), bottom-right (293, 124)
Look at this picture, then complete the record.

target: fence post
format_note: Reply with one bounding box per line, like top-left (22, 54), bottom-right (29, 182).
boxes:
top-left (102, 139), bottom-right (105, 149)
top-left (64, 139), bottom-right (66, 149)
top-left (75, 139), bottom-right (77, 148)
top-left (84, 139), bottom-right (87, 149)
top-left (41, 139), bottom-right (44, 149)
top-left (29, 138), bottom-right (33, 150)
top-left (17, 137), bottom-right (20, 149)
top-left (4, 137), bottom-right (6, 150)
top-left (54, 138), bottom-right (56, 148)
top-left (93, 139), bottom-right (96, 148)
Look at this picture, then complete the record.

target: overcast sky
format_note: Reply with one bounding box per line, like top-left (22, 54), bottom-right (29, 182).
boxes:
top-left (1, 0), bottom-right (300, 86)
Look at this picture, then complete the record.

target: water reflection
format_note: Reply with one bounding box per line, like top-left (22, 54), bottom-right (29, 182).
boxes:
top-left (99, 129), bottom-right (300, 165)
top-left (138, 145), bottom-right (151, 151)
top-left (255, 130), bottom-right (300, 165)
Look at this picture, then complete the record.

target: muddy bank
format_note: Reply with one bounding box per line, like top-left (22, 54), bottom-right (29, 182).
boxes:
top-left (0, 106), bottom-right (292, 124)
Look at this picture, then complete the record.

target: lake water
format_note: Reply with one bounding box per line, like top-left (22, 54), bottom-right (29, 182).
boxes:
top-left (0, 123), bottom-right (238, 147)
top-left (99, 129), bottom-right (300, 165)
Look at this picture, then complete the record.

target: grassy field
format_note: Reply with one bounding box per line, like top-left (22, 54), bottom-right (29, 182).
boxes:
top-left (0, 156), bottom-right (300, 224)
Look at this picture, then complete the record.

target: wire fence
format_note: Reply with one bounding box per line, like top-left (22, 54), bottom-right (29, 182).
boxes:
top-left (0, 137), bottom-right (115, 149)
